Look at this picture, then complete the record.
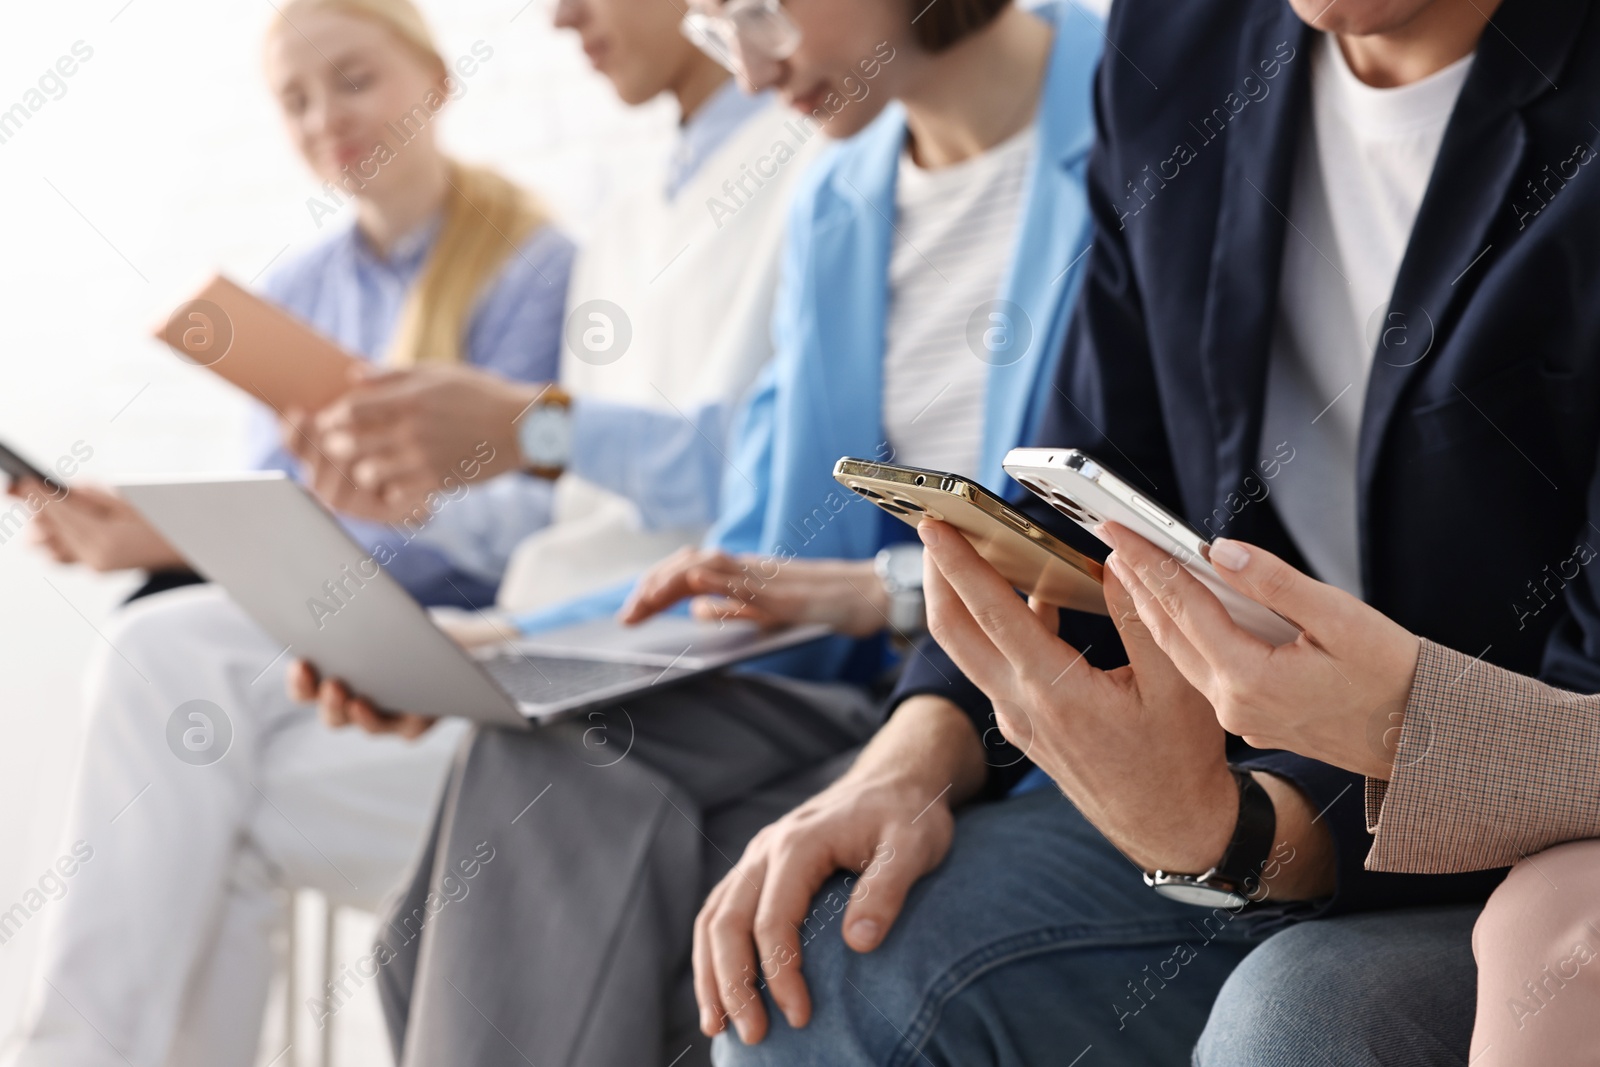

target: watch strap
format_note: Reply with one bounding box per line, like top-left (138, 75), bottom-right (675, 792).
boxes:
top-left (1213, 769), bottom-right (1277, 888)
top-left (1143, 769), bottom-right (1277, 907)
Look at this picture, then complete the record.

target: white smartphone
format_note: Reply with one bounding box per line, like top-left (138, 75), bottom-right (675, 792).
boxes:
top-left (1003, 448), bottom-right (1300, 645)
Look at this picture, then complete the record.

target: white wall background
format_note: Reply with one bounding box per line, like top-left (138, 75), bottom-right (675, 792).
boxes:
top-left (0, 1), bottom-right (675, 1063)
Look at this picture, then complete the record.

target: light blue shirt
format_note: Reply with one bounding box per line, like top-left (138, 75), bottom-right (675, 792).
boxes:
top-left (252, 215), bottom-right (575, 607)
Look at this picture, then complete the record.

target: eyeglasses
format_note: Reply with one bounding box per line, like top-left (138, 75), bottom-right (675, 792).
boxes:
top-left (681, 0), bottom-right (801, 82)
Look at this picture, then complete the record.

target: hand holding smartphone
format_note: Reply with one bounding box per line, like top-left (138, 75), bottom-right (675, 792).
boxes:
top-left (0, 439), bottom-right (60, 492)
top-left (1003, 448), bottom-right (1300, 644)
top-left (833, 458), bottom-right (1107, 615)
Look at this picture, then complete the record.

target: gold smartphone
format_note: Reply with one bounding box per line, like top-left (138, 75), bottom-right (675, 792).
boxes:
top-left (833, 458), bottom-right (1107, 615)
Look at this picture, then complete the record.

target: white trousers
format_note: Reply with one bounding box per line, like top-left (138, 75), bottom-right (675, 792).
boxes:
top-left (6, 585), bottom-right (466, 1067)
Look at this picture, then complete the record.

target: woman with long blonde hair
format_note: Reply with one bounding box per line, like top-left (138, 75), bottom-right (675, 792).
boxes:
top-left (6, 3), bottom-right (572, 1064)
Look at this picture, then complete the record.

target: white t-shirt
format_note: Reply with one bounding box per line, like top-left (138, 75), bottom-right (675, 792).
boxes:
top-left (882, 124), bottom-right (1036, 476)
top-left (1259, 34), bottom-right (1473, 595)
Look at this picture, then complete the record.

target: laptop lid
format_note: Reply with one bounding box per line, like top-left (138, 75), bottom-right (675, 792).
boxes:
top-left (121, 475), bottom-right (836, 727)
top-left (120, 473), bottom-right (529, 728)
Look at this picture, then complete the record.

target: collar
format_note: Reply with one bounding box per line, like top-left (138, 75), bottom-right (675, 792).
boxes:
top-left (820, 0), bottom-right (1097, 218)
top-left (349, 211), bottom-right (443, 275)
top-left (666, 79), bottom-right (773, 200)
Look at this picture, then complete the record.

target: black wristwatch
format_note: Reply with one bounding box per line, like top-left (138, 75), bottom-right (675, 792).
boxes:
top-left (1144, 770), bottom-right (1277, 908)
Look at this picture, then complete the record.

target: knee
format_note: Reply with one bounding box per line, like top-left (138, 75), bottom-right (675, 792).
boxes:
top-left (1194, 922), bottom-right (1348, 1066)
top-left (1474, 840), bottom-right (1600, 978)
top-left (88, 586), bottom-right (234, 701)
top-left (711, 875), bottom-right (883, 1067)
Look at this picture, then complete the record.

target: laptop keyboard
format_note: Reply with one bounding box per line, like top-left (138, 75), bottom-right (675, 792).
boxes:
top-left (481, 654), bottom-right (672, 706)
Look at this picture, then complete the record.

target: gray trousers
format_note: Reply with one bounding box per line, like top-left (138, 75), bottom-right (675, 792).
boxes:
top-left (373, 673), bottom-right (881, 1067)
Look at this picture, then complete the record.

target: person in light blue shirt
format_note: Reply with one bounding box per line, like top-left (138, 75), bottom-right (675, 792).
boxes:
top-left (24, 106), bottom-right (573, 614)
top-left (250, 203), bottom-right (571, 607)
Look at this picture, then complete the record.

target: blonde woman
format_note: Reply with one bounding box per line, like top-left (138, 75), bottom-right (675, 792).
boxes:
top-left (6, 3), bottom-right (572, 1066)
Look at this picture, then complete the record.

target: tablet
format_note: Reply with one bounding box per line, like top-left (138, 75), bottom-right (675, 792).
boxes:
top-left (153, 275), bottom-right (365, 414)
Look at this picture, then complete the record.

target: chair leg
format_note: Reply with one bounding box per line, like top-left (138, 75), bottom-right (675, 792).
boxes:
top-left (284, 890), bottom-right (299, 1066)
top-left (321, 904), bottom-right (338, 1067)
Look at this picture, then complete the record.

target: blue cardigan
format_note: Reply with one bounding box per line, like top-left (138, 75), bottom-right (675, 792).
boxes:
top-left (517, 3), bottom-right (1102, 683)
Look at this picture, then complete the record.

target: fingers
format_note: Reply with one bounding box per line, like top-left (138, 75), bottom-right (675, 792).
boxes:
top-left (54, 482), bottom-right (117, 517)
top-left (1101, 524), bottom-right (1269, 676)
top-left (689, 596), bottom-right (783, 630)
top-left (919, 532), bottom-right (1009, 686)
top-left (317, 375), bottom-right (421, 434)
top-left (620, 549), bottom-right (739, 624)
top-left (287, 659), bottom-right (318, 703)
top-left (839, 827), bottom-right (937, 955)
top-left (1102, 559), bottom-right (1212, 700)
top-left (313, 677), bottom-right (411, 734)
top-left (280, 408), bottom-right (319, 464)
top-left (316, 677), bottom-right (355, 728)
top-left (692, 881), bottom-right (732, 1036)
top-left (13, 477), bottom-right (61, 503)
top-left (752, 834), bottom-right (861, 1031)
top-left (1204, 536), bottom-right (1355, 639)
top-left (702, 858), bottom-right (771, 1044)
top-left (295, 443), bottom-right (393, 522)
top-left (393, 713), bottom-right (438, 739)
top-left (348, 697), bottom-right (415, 735)
top-left (919, 519), bottom-right (1060, 677)
top-left (1026, 596), bottom-right (1061, 632)
top-left (350, 453), bottom-right (431, 497)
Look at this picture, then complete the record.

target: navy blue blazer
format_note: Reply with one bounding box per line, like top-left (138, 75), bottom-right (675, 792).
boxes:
top-left (896, 0), bottom-right (1600, 914)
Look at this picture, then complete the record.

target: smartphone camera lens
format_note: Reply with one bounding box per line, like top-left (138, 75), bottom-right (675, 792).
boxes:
top-left (892, 497), bottom-right (926, 512)
top-left (1050, 493), bottom-right (1088, 521)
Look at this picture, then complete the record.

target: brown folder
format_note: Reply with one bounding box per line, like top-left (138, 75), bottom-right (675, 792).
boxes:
top-left (153, 274), bottom-right (365, 415)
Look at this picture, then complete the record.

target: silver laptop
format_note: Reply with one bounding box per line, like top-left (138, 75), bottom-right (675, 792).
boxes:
top-left (120, 473), bottom-right (830, 727)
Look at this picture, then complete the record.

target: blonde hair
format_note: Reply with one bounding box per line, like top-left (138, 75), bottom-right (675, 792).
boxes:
top-left (272, 0), bottom-right (551, 366)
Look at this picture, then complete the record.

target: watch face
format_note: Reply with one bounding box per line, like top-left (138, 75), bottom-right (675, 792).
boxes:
top-left (884, 544), bottom-right (924, 590)
top-left (519, 404), bottom-right (572, 469)
top-left (1150, 881), bottom-right (1248, 910)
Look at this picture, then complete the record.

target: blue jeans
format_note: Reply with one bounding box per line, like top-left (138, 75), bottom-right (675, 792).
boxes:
top-left (714, 789), bottom-right (1273, 1067)
top-left (1195, 906), bottom-right (1480, 1066)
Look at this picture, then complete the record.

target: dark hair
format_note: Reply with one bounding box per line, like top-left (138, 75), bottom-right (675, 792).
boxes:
top-left (911, 0), bottom-right (1012, 52)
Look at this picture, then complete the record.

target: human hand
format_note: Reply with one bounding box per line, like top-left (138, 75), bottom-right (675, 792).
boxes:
top-left (279, 408), bottom-right (396, 523)
top-left (918, 517), bottom-right (1238, 874)
top-left (24, 481), bottom-right (186, 573)
top-left (286, 659), bottom-right (438, 739)
top-left (619, 548), bottom-right (891, 636)
top-left (283, 365), bottom-right (539, 522)
top-left (1101, 524), bottom-right (1421, 780)
top-left (693, 695), bottom-right (986, 1044)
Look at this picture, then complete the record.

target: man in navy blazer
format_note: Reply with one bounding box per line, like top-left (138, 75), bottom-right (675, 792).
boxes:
top-left (714, 0), bottom-right (1599, 1063)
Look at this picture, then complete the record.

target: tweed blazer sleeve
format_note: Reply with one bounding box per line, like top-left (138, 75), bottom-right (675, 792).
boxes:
top-left (1364, 639), bottom-right (1600, 873)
